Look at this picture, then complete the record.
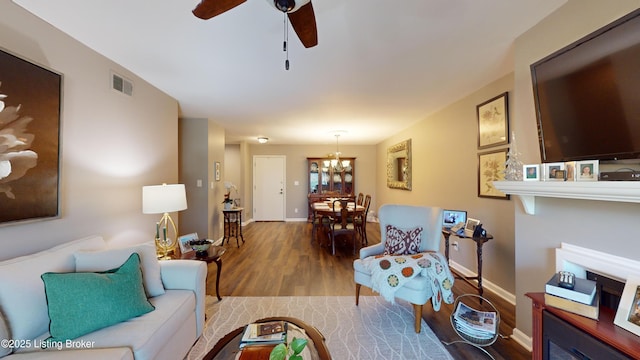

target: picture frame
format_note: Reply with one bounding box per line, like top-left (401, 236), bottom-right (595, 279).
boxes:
top-left (464, 218), bottom-right (480, 237)
top-left (478, 149), bottom-right (510, 199)
top-left (523, 164), bottom-right (540, 181)
top-left (564, 161), bottom-right (577, 181)
top-left (178, 232), bottom-right (199, 254)
top-left (544, 162), bottom-right (565, 181)
top-left (0, 48), bottom-right (62, 225)
top-left (215, 161), bottom-right (221, 181)
top-left (576, 160), bottom-right (599, 181)
top-left (477, 92), bottom-right (509, 149)
top-left (614, 275), bottom-right (640, 337)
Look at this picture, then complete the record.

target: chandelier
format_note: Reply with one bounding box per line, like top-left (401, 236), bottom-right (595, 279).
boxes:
top-left (324, 133), bottom-right (350, 172)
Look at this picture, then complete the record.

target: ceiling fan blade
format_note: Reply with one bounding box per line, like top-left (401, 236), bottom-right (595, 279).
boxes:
top-left (192, 0), bottom-right (246, 20)
top-left (287, 1), bottom-right (318, 48)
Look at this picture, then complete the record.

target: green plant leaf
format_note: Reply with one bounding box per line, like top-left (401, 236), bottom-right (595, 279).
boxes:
top-left (290, 355), bottom-right (303, 360)
top-left (269, 343), bottom-right (288, 360)
top-left (290, 337), bottom-right (308, 355)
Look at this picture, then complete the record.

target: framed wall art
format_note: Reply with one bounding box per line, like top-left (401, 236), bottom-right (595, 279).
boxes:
top-left (477, 92), bottom-right (509, 149)
top-left (478, 149), bottom-right (509, 199)
top-left (0, 48), bottom-right (62, 225)
top-left (215, 161), bottom-right (221, 181)
top-left (614, 275), bottom-right (640, 337)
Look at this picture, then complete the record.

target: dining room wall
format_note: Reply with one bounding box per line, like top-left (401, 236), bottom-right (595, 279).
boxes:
top-left (248, 144), bottom-right (377, 221)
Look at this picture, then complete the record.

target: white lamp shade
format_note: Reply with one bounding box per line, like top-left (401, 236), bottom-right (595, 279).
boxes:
top-left (142, 184), bottom-right (187, 214)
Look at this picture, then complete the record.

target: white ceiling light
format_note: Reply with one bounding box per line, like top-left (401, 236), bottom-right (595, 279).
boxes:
top-left (258, 137), bottom-right (269, 144)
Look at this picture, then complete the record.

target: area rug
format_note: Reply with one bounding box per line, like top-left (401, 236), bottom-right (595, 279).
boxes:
top-left (186, 296), bottom-right (453, 360)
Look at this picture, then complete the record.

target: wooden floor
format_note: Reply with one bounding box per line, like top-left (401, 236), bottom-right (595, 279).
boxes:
top-left (208, 221), bottom-right (531, 360)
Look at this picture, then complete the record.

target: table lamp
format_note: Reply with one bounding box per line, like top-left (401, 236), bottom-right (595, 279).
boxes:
top-left (142, 183), bottom-right (187, 259)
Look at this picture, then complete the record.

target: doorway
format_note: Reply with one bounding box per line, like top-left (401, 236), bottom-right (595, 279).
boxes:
top-left (253, 155), bottom-right (286, 221)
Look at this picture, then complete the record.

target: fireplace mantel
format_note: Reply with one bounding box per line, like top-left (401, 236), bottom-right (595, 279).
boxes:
top-left (493, 181), bottom-right (640, 215)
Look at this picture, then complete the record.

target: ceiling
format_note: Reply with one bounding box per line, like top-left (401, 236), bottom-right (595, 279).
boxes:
top-left (13, 0), bottom-right (566, 145)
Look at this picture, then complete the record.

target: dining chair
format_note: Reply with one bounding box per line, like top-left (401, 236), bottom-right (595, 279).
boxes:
top-left (356, 192), bottom-right (364, 206)
top-left (327, 199), bottom-right (358, 255)
top-left (354, 194), bottom-right (371, 245)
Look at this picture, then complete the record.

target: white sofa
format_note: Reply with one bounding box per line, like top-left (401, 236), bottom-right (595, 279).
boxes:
top-left (0, 235), bottom-right (207, 360)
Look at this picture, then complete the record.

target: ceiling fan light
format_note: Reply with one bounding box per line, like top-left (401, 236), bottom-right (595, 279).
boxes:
top-left (268, 0), bottom-right (310, 13)
top-left (274, 0), bottom-right (295, 12)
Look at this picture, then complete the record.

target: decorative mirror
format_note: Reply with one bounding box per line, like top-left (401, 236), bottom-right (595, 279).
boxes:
top-left (387, 139), bottom-right (412, 190)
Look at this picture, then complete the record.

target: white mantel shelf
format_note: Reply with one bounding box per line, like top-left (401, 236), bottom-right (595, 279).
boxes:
top-left (493, 180), bottom-right (640, 215)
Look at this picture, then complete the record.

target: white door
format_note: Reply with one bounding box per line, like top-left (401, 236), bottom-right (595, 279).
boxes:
top-left (253, 156), bottom-right (285, 221)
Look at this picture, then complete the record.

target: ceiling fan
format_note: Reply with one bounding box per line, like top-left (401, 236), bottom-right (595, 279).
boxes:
top-left (192, 0), bottom-right (318, 49)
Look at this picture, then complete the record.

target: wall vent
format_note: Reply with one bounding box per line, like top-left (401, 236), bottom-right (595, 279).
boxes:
top-left (111, 71), bottom-right (133, 96)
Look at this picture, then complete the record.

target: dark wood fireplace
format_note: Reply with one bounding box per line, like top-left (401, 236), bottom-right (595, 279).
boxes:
top-left (527, 271), bottom-right (640, 360)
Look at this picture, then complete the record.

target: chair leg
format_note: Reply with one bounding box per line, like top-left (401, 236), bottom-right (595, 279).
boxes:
top-left (412, 304), bottom-right (422, 333)
top-left (355, 284), bottom-right (361, 306)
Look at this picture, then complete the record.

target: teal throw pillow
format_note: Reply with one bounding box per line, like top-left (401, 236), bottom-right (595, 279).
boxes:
top-left (41, 253), bottom-right (155, 341)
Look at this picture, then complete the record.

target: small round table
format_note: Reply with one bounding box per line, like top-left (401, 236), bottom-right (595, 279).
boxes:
top-left (181, 245), bottom-right (226, 301)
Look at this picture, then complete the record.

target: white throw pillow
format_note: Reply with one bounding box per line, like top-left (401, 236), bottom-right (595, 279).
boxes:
top-left (75, 242), bottom-right (165, 297)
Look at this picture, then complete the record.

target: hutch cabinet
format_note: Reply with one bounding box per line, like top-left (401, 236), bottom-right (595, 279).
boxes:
top-left (307, 157), bottom-right (355, 220)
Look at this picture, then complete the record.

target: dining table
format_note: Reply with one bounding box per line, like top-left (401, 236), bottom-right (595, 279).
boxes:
top-left (312, 200), bottom-right (365, 254)
top-left (312, 199), bottom-right (365, 218)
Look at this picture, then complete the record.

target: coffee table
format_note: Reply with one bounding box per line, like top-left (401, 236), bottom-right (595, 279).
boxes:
top-left (181, 245), bottom-right (226, 301)
top-left (203, 317), bottom-right (331, 360)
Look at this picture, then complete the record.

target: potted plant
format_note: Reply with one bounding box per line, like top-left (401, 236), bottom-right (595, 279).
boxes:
top-left (221, 196), bottom-right (233, 210)
top-left (269, 338), bottom-right (307, 360)
top-left (222, 181), bottom-right (237, 210)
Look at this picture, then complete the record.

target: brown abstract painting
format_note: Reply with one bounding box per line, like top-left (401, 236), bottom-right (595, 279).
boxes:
top-left (0, 48), bottom-right (61, 224)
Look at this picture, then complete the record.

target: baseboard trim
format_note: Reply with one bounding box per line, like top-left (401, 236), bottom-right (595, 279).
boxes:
top-left (449, 260), bottom-right (516, 305)
top-left (510, 327), bottom-right (533, 352)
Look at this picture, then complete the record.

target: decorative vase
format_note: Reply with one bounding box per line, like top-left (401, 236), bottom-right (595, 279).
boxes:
top-left (224, 202), bottom-right (232, 210)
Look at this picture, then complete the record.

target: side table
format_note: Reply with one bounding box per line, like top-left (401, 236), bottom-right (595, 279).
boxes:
top-left (223, 207), bottom-right (245, 248)
top-left (442, 228), bottom-right (493, 298)
top-left (181, 245), bottom-right (226, 301)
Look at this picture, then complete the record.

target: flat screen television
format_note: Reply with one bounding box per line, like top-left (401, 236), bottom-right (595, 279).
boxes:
top-left (531, 8), bottom-right (640, 163)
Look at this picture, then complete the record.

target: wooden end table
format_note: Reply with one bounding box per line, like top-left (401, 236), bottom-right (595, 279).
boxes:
top-left (442, 228), bottom-right (493, 298)
top-left (181, 245), bottom-right (226, 301)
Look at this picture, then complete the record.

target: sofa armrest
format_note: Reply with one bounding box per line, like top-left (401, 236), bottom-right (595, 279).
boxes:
top-left (159, 260), bottom-right (207, 337)
top-left (359, 243), bottom-right (384, 259)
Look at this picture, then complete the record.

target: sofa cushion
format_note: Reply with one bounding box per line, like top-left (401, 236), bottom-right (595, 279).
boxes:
top-left (383, 225), bottom-right (423, 255)
top-left (0, 236), bottom-right (106, 345)
top-left (41, 253), bottom-right (155, 341)
top-left (19, 290), bottom-right (196, 359)
top-left (75, 242), bottom-right (165, 297)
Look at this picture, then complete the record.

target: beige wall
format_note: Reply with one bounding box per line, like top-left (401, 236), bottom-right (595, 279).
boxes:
top-left (375, 74), bottom-right (517, 297)
top-left (247, 144), bottom-right (377, 221)
top-left (0, 2), bottom-right (179, 260)
top-left (512, 0), bottom-right (640, 340)
top-left (178, 118), bottom-right (226, 241)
